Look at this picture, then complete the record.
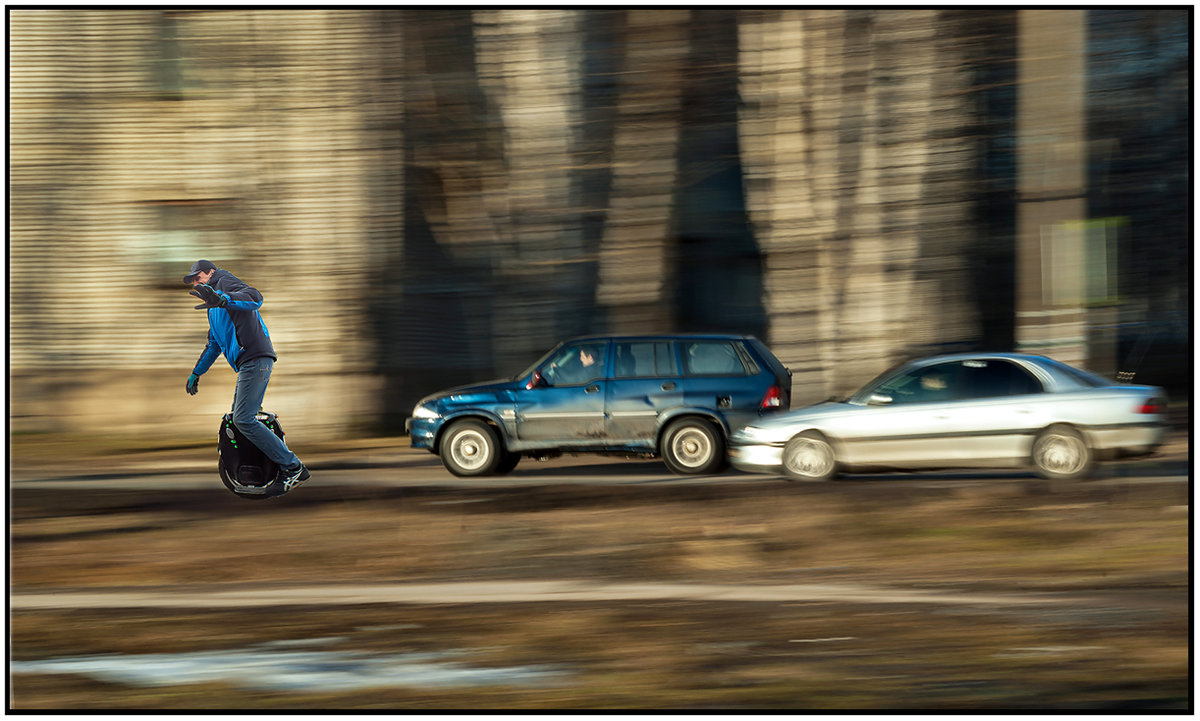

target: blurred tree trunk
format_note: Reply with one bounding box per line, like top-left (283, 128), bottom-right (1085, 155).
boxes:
top-left (475, 9), bottom-right (591, 370)
top-left (738, 9), bottom-right (835, 401)
top-left (1014, 10), bottom-right (1089, 367)
top-left (595, 9), bottom-right (691, 332)
top-left (740, 10), bottom-right (978, 403)
top-left (393, 9), bottom-right (504, 387)
top-left (9, 10), bottom-right (123, 370)
top-left (363, 10), bottom-right (409, 430)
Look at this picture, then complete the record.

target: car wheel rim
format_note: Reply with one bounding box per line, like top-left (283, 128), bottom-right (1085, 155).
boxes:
top-left (1037, 434), bottom-right (1085, 475)
top-left (671, 428), bottom-right (712, 468)
top-left (785, 439), bottom-right (833, 478)
top-left (451, 429), bottom-right (490, 470)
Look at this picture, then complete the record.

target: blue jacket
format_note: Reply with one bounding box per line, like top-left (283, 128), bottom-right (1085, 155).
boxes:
top-left (191, 269), bottom-right (277, 374)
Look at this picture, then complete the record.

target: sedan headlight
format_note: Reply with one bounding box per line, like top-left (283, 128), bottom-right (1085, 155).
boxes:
top-left (734, 425), bottom-right (772, 443)
top-left (411, 403), bottom-right (441, 420)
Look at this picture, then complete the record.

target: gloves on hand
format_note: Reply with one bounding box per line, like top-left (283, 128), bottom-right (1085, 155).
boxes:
top-left (190, 284), bottom-right (229, 310)
top-left (186, 373), bottom-right (200, 396)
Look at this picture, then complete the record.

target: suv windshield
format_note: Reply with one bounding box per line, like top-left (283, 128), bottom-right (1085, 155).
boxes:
top-left (514, 344), bottom-right (562, 381)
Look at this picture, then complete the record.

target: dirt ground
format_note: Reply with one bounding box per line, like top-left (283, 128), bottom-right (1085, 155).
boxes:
top-left (8, 460), bottom-right (1192, 710)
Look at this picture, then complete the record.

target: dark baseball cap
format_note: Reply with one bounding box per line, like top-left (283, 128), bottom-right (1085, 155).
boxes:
top-left (183, 259), bottom-right (217, 283)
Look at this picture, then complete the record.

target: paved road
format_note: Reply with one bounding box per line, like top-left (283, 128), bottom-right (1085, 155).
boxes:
top-left (10, 458), bottom-right (1190, 491)
top-left (11, 427), bottom-right (1188, 489)
top-left (10, 579), bottom-right (1092, 611)
top-left (9, 463), bottom-right (1190, 491)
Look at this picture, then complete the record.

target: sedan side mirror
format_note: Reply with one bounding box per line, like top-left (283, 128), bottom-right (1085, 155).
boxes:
top-left (867, 393), bottom-right (893, 406)
top-left (526, 369), bottom-right (546, 390)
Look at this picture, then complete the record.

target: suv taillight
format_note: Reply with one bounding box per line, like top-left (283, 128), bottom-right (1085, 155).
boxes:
top-left (1137, 397), bottom-right (1166, 415)
top-left (761, 385), bottom-right (783, 410)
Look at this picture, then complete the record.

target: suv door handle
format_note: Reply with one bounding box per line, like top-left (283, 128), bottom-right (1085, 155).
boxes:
top-left (661, 382), bottom-right (676, 391)
top-left (585, 384), bottom-right (600, 393)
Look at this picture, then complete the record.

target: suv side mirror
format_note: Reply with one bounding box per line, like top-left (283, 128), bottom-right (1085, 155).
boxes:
top-left (526, 369), bottom-right (546, 390)
top-left (867, 393), bottom-right (893, 406)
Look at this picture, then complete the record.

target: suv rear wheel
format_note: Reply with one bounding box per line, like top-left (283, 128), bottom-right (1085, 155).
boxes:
top-left (440, 419), bottom-right (502, 477)
top-left (661, 418), bottom-right (725, 475)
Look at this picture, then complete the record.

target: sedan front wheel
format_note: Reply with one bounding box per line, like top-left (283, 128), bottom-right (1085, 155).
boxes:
top-left (781, 431), bottom-right (837, 482)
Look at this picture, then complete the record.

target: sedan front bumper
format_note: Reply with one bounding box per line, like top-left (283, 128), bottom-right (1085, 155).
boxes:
top-left (728, 443), bottom-right (784, 473)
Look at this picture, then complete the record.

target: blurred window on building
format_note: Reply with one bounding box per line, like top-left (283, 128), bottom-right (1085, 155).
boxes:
top-left (681, 341), bottom-right (750, 377)
top-left (154, 10), bottom-right (236, 100)
top-left (1040, 218), bottom-right (1123, 307)
top-left (142, 199), bottom-right (240, 288)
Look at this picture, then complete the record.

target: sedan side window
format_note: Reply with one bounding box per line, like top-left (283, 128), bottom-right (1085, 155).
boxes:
top-left (963, 360), bottom-right (1044, 398)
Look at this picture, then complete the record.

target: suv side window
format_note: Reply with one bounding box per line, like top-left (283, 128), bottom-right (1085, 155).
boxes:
top-left (614, 341), bottom-right (677, 378)
top-left (682, 340), bottom-right (751, 376)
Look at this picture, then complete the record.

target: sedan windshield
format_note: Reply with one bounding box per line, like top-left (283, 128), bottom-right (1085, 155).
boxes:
top-left (848, 362), bottom-right (913, 404)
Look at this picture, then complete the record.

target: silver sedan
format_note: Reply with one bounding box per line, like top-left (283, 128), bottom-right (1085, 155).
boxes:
top-left (728, 353), bottom-right (1167, 481)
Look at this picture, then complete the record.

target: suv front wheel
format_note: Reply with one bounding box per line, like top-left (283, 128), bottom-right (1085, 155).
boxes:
top-left (661, 418), bottom-right (725, 475)
top-left (440, 419), bottom-right (502, 477)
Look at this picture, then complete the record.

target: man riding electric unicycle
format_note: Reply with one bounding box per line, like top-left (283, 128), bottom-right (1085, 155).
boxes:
top-left (183, 260), bottom-right (308, 498)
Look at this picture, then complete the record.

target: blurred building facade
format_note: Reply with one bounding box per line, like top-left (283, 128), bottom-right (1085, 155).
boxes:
top-left (8, 9), bottom-right (1190, 441)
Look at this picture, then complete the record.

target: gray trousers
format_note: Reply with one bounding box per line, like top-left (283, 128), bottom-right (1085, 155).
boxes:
top-left (231, 357), bottom-right (300, 469)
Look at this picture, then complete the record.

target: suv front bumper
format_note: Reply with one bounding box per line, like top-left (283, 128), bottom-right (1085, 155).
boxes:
top-left (407, 416), bottom-right (439, 450)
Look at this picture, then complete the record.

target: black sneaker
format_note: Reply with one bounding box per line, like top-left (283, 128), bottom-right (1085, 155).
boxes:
top-left (279, 463), bottom-right (310, 492)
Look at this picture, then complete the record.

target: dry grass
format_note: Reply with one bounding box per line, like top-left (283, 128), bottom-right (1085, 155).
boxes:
top-left (9, 478), bottom-right (1191, 710)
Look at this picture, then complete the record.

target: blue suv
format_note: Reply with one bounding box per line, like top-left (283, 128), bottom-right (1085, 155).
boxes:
top-left (407, 334), bottom-right (791, 476)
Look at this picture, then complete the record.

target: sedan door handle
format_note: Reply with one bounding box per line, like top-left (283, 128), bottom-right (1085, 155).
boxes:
top-left (661, 382), bottom-right (676, 391)
top-left (585, 384), bottom-right (600, 394)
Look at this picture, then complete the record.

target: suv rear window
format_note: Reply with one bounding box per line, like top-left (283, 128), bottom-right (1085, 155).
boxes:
top-left (681, 340), bottom-right (752, 376)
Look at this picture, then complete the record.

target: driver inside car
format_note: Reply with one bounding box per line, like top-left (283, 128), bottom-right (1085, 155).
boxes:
top-left (547, 345), bottom-right (604, 386)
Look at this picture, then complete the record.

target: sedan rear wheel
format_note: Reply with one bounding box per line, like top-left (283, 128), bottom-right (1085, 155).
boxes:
top-left (781, 431), bottom-right (836, 482)
top-left (1032, 425), bottom-right (1093, 480)
top-left (440, 419), bottom-right (502, 477)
